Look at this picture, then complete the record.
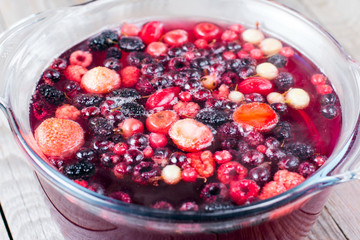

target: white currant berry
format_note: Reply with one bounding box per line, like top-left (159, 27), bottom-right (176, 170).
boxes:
top-left (260, 38), bottom-right (283, 55)
top-left (201, 74), bottom-right (218, 90)
top-left (267, 92), bottom-right (285, 104)
top-left (285, 88), bottom-right (310, 109)
top-left (256, 62), bottom-right (279, 80)
top-left (162, 165), bottom-right (182, 185)
top-left (242, 29), bottom-right (265, 44)
top-left (228, 91), bottom-right (245, 103)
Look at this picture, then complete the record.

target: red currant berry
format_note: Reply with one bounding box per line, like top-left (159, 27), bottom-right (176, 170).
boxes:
top-left (256, 145), bottom-right (267, 154)
top-left (194, 39), bottom-right (208, 49)
top-left (280, 47), bottom-right (295, 57)
top-left (163, 29), bottom-right (189, 47)
top-left (182, 167), bottom-right (198, 182)
top-left (149, 132), bottom-right (168, 148)
top-left (311, 74), bottom-right (327, 85)
top-left (229, 24), bottom-right (245, 33)
top-left (242, 42), bottom-right (255, 52)
top-left (113, 142), bottom-right (128, 155)
top-left (194, 22), bottom-right (221, 41)
top-left (250, 48), bottom-right (263, 60)
top-left (222, 51), bottom-right (237, 60)
top-left (179, 91), bottom-right (192, 102)
top-left (316, 84), bottom-right (333, 95)
top-left (221, 30), bottom-right (238, 42)
top-left (237, 50), bottom-right (250, 58)
top-left (143, 146), bottom-right (154, 158)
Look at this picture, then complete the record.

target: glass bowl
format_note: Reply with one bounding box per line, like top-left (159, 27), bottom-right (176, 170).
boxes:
top-left (0, 0), bottom-right (360, 239)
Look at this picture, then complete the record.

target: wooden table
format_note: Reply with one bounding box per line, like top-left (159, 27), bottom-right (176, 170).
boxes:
top-left (1, 0), bottom-right (360, 239)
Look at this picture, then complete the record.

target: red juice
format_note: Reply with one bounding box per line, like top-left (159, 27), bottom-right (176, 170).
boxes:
top-left (29, 19), bottom-right (342, 231)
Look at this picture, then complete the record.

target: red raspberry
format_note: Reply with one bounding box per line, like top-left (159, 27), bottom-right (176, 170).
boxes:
top-left (182, 167), bottom-right (198, 182)
top-left (217, 161), bottom-right (248, 184)
top-left (187, 151), bottom-right (215, 178)
top-left (55, 104), bottom-right (81, 121)
top-left (250, 48), bottom-right (263, 60)
top-left (173, 101), bottom-right (200, 118)
top-left (242, 42), bottom-right (255, 52)
top-left (214, 150), bottom-right (232, 164)
top-left (229, 179), bottom-right (260, 205)
top-left (280, 47), bottom-right (295, 57)
top-left (194, 39), bottom-right (208, 49)
top-left (221, 30), bottom-right (238, 42)
top-left (212, 84), bottom-right (229, 99)
top-left (120, 66), bottom-right (141, 88)
top-left (229, 24), bottom-right (245, 33)
top-left (316, 84), bottom-right (333, 95)
top-left (179, 91), bottom-right (192, 102)
top-left (121, 23), bottom-right (139, 36)
top-left (258, 181), bottom-right (287, 200)
top-left (237, 50), bottom-right (250, 58)
top-left (64, 65), bottom-right (88, 82)
top-left (222, 51), bottom-right (237, 60)
top-left (113, 142), bottom-right (128, 155)
top-left (273, 170), bottom-right (305, 190)
top-left (311, 74), bottom-right (327, 85)
top-left (69, 50), bottom-right (93, 67)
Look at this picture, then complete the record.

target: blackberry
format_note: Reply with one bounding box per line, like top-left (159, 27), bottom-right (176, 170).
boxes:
top-left (195, 109), bottom-right (229, 126)
top-left (284, 142), bottom-right (314, 160)
top-left (73, 93), bottom-right (104, 109)
top-left (200, 183), bottom-right (229, 203)
top-left (103, 57), bottom-right (122, 71)
top-left (298, 161), bottom-right (316, 178)
top-left (267, 54), bottom-right (288, 68)
top-left (120, 102), bottom-right (145, 118)
top-left (203, 202), bottom-right (235, 212)
top-left (89, 30), bottom-right (118, 51)
top-left (127, 52), bottom-right (153, 68)
top-left (244, 131), bottom-right (265, 147)
top-left (275, 72), bottom-right (294, 91)
top-left (135, 78), bottom-right (156, 96)
top-left (75, 148), bottom-right (97, 162)
top-left (106, 46), bottom-right (122, 59)
top-left (320, 93), bottom-right (337, 106)
top-left (272, 121), bottom-right (293, 140)
top-left (88, 117), bottom-right (113, 136)
top-left (190, 57), bottom-right (210, 70)
top-left (321, 104), bottom-right (340, 119)
top-left (118, 36), bottom-right (145, 52)
top-left (210, 42), bottom-right (227, 55)
top-left (63, 162), bottom-right (95, 180)
top-left (108, 88), bottom-right (141, 100)
top-left (38, 84), bottom-right (65, 105)
top-left (132, 161), bottom-right (161, 185)
top-left (217, 122), bottom-right (241, 141)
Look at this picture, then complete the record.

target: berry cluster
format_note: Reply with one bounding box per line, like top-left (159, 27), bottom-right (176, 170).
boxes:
top-left (31, 20), bottom-right (340, 211)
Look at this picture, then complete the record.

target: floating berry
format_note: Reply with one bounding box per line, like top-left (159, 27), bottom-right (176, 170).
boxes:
top-left (127, 133), bottom-right (149, 150)
top-left (242, 29), bottom-right (264, 44)
top-left (311, 74), bottom-right (326, 85)
top-left (298, 162), bottom-right (316, 178)
top-left (152, 148), bottom-right (171, 167)
top-left (267, 54), bottom-right (288, 68)
top-left (169, 119), bottom-right (214, 152)
top-left (270, 103), bottom-right (288, 115)
top-left (229, 179), bottom-right (260, 205)
top-left (194, 39), bottom-right (208, 49)
top-left (217, 122), bottom-right (241, 142)
top-left (267, 92), bottom-right (285, 104)
top-left (217, 161), bottom-right (247, 184)
top-left (139, 21), bottom-right (164, 44)
top-left (42, 68), bottom-right (61, 84)
top-left (123, 149), bottom-right (144, 165)
top-left (237, 77), bottom-right (274, 96)
top-left (214, 150), bottom-right (232, 164)
top-left (73, 93), bottom-right (104, 109)
top-left (258, 181), bottom-right (287, 200)
top-left (106, 46), bottom-right (122, 59)
top-left (233, 102), bottom-right (279, 132)
top-left (146, 42), bottom-right (168, 57)
top-left (132, 161), bottom-right (161, 185)
top-left (89, 117), bottom-right (113, 137)
top-left (145, 87), bottom-right (180, 111)
top-left (201, 74), bottom-right (218, 90)
top-left (179, 91), bottom-right (192, 102)
top-left (75, 148), bottom-right (96, 162)
top-left (108, 191), bottom-right (132, 203)
top-left (280, 47), bottom-right (295, 57)
top-left (162, 165), bottom-right (182, 185)
top-left (181, 167), bottom-right (197, 182)
top-left (69, 50), bottom-right (93, 67)
top-left (316, 84), bottom-right (333, 95)
top-left (244, 93), bottom-right (265, 103)
top-left (320, 93), bottom-right (337, 106)
top-left (244, 131), bottom-right (265, 147)
top-left (51, 58), bottom-right (67, 71)
top-left (256, 62), bottom-right (279, 80)
top-left (120, 102), bottom-right (145, 118)
top-left (284, 142), bottom-right (314, 160)
top-left (151, 201), bottom-right (174, 210)
top-left (118, 118), bottom-right (144, 138)
top-left (222, 51), bottom-right (237, 60)
top-left (89, 30), bottom-right (118, 51)
top-left (265, 147), bottom-right (287, 162)
top-left (169, 152), bottom-right (189, 169)
top-left (241, 149), bottom-right (264, 166)
top-left (194, 22), bottom-right (221, 41)
top-left (312, 155), bottom-right (327, 168)
top-left (113, 142), bottom-right (128, 155)
top-left (35, 118), bottom-right (84, 158)
top-left (118, 36), bottom-right (145, 52)
top-left (92, 140), bottom-right (115, 153)
top-left (200, 183), bottom-right (229, 203)
top-left (260, 38), bottom-right (282, 56)
top-left (278, 155), bottom-right (300, 171)
top-left (32, 101), bottom-right (53, 120)
top-left (113, 162), bottom-right (133, 179)
top-left (100, 152), bottom-right (121, 168)
top-left (103, 58), bottom-right (121, 71)
top-left (146, 110), bottom-right (179, 134)
top-left (179, 202), bottom-right (199, 211)
top-left (63, 162), bottom-right (95, 180)
top-left (121, 23), bottom-right (139, 36)
top-left (163, 29), bottom-right (189, 46)
top-left (38, 84), bottom-right (65, 106)
top-left (248, 167), bottom-right (270, 186)
top-left (187, 151), bottom-right (215, 178)
top-left (273, 170), bottom-right (305, 190)
top-left (143, 146), bottom-right (154, 159)
top-left (285, 88), bottom-right (310, 109)
top-left (264, 137), bottom-right (281, 149)
top-left (81, 66), bottom-right (121, 94)
top-left (55, 104), bottom-right (80, 121)
top-left (229, 23), bottom-right (245, 33)
top-left (275, 72), bottom-right (294, 91)
top-left (272, 121), bottom-right (293, 140)
top-left (195, 109), bottom-right (229, 127)
top-left (149, 132), bottom-right (167, 148)
top-left (221, 30), bottom-right (238, 42)
top-left (228, 91), bottom-right (244, 104)
top-left (127, 51), bottom-right (154, 68)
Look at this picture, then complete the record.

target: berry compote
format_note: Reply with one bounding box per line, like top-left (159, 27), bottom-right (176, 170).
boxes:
top-left (30, 20), bottom-right (342, 212)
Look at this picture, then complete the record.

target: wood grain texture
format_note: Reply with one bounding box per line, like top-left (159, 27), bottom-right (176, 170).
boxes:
top-left (0, 0), bottom-right (359, 240)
